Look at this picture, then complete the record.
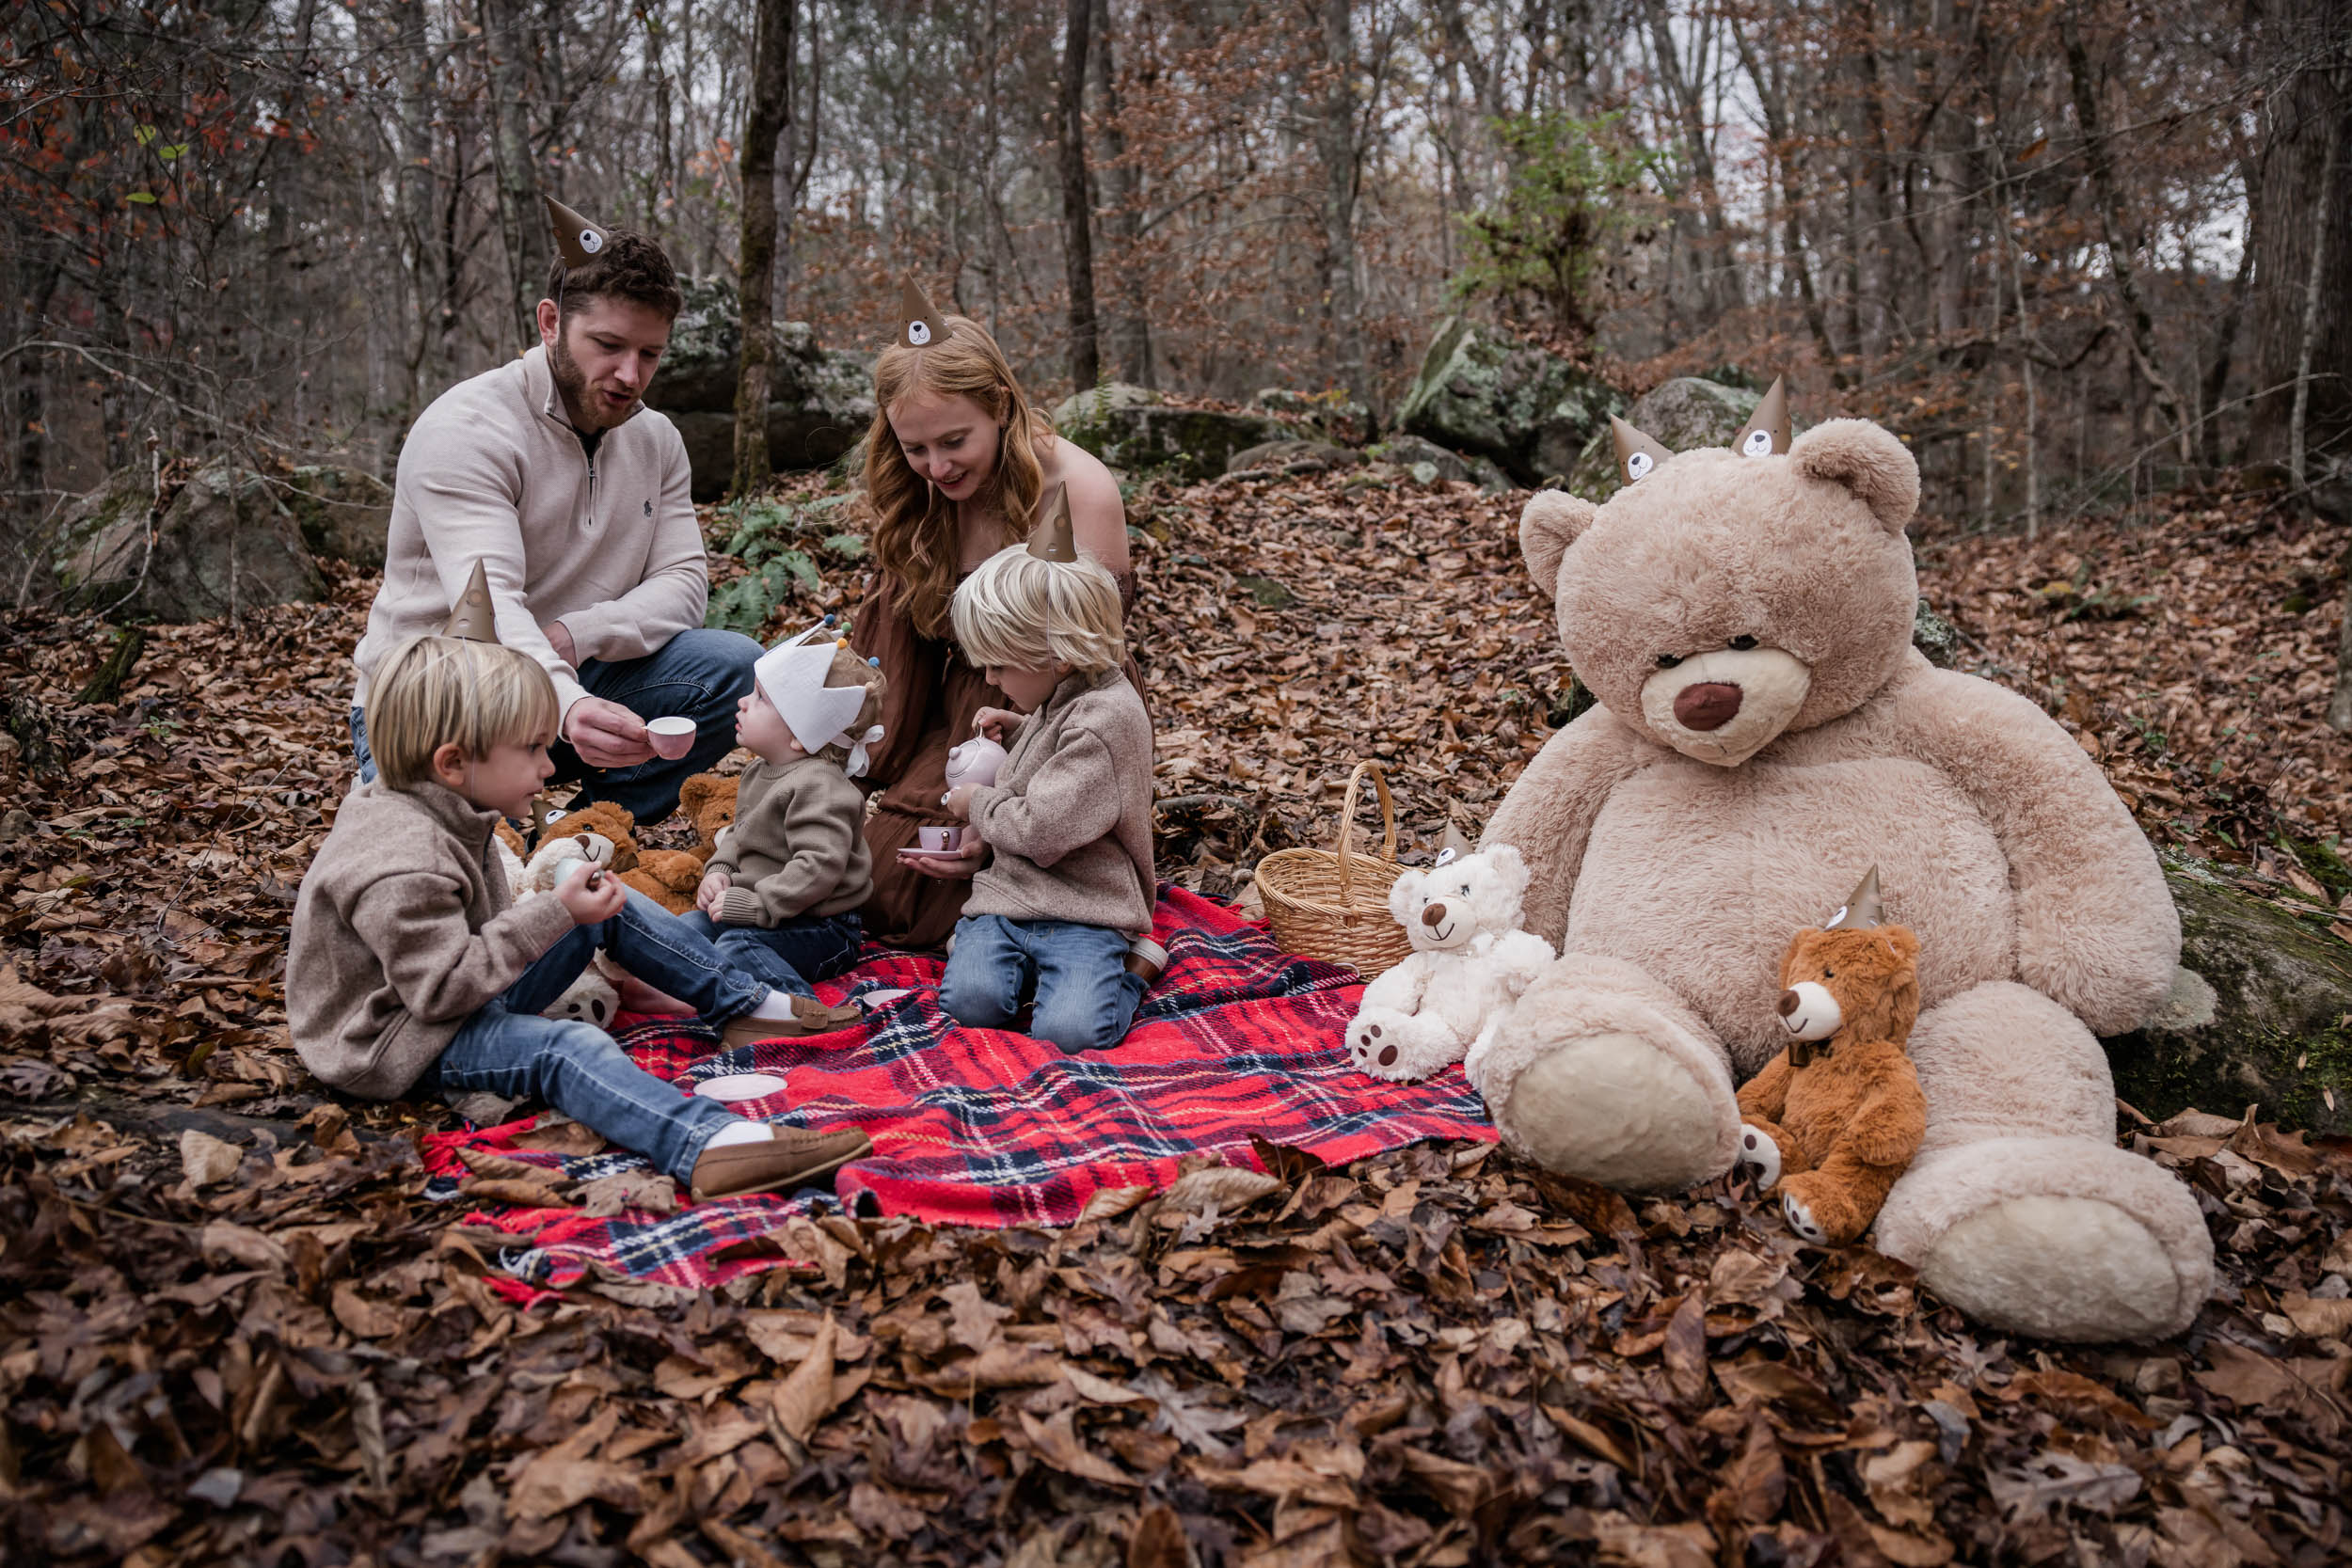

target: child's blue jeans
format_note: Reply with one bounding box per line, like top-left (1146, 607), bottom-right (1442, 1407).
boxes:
top-left (677, 910), bottom-right (862, 1000)
top-left (420, 889), bottom-right (767, 1181)
top-left (937, 914), bottom-right (1147, 1054)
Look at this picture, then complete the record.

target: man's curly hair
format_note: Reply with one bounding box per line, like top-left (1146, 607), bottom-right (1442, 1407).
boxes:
top-left (548, 228), bottom-right (682, 323)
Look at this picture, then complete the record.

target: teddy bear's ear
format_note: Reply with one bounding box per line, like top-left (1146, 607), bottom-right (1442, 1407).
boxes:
top-left (1387, 868), bottom-right (1426, 926)
top-left (1789, 419), bottom-right (1920, 534)
top-left (1479, 841), bottom-right (1530, 899)
top-left (1519, 490), bottom-right (1597, 597)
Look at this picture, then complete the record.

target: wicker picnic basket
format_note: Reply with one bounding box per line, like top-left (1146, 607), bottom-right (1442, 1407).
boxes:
top-left (1252, 761), bottom-right (1414, 979)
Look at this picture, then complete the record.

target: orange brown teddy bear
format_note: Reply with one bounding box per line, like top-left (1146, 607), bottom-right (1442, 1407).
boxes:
top-left (1731, 867), bottom-right (1929, 1246)
top-left (549, 780), bottom-right (740, 914)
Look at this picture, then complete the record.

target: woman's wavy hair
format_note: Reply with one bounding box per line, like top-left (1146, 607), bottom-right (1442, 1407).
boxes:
top-left (862, 312), bottom-right (1057, 638)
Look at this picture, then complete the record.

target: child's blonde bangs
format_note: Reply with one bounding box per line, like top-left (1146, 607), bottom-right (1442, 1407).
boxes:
top-left (950, 546), bottom-right (1126, 675)
top-left (365, 636), bottom-right (560, 789)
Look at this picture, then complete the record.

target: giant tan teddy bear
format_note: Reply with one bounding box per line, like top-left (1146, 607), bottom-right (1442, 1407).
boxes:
top-left (1470, 392), bottom-right (2214, 1341)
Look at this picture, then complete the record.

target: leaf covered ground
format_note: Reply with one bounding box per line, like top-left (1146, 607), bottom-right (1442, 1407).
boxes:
top-left (2, 476), bottom-right (2349, 1566)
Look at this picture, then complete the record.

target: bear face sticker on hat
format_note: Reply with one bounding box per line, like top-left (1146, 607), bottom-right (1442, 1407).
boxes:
top-left (900, 277), bottom-right (947, 349)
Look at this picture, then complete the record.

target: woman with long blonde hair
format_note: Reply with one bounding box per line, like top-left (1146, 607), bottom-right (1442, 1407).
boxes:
top-left (849, 282), bottom-right (1147, 949)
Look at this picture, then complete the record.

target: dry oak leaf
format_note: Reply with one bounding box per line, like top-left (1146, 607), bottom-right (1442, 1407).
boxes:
top-left (329, 1282), bottom-right (410, 1340)
top-left (1018, 1407), bottom-right (1136, 1487)
top-left (178, 1129), bottom-right (242, 1187)
top-left (199, 1221), bottom-right (287, 1271)
top-left (1984, 1450), bottom-right (2141, 1521)
top-left (1161, 1164), bottom-right (1284, 1214)
top-left (2280, 1292), bottom-right (2352, 1339)
top-left (940, 1279), bottom-right (1014, 1352)
top-left (510, 1407), bottom-right (640, 1522)
top-left (771, 1312), bottom-right (838, 1442)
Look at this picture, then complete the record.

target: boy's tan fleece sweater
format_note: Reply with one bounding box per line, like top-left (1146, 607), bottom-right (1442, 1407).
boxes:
top-left (964, 668), bottom-right (1155, 935)
top-left (350, 344), bottom-right (707, 727)
top-left (705, 754), bottom-right (873, 926)
top-left (289, 780), bottom-right (575, 1099)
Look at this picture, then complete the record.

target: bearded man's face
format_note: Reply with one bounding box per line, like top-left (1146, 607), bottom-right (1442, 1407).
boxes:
top-left (541, 293), bottom-right (673, 431)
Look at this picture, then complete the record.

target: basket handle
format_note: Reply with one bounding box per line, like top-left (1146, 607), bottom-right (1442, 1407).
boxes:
top-left (1332, 760), bottom-right (1398, 903)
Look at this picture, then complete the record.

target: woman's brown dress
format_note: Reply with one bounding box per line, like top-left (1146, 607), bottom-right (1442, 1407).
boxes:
top-left (850, 568), bottom-right (1150, 950)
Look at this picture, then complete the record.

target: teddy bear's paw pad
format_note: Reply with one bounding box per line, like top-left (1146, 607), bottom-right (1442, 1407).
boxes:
top-left (1781, 1191), bottom-right (1827, 1243)
top-left (1919, 1195), bottom-right (2189, 1342)
top-left (1735, 1125), bottom-right (1781, 1189)
top-left (1499, 1030), bottom-right (1736, 1190)
top-left (1346, 1019), bottom-right (1454, 1082)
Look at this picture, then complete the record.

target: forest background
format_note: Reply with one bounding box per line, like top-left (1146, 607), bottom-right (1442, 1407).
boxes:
top-left (5, 0), bottom-right (2350, 568)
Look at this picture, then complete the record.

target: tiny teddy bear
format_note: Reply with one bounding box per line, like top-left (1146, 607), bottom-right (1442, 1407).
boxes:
top-left (491, 824), bottom-right (622, 1027)
top-left (1346, 830), bottom-right (1556, 1083)
top-left (1731, 867), bottom-right (1929, 1246)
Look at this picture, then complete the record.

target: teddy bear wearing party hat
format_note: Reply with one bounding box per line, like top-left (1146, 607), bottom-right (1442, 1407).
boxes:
top-left (1475, 380), bottom-right (2213, 1342)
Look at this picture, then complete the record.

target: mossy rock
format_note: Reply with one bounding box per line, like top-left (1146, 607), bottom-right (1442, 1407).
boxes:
top-left (1366, 436), bottom-right (1513, 491)
top-left (283, 464), bottom-right (392, 569)
top-left (1248, 388), bottom-right (1373, 446)
top-left (57, 466), bottom-right (324, 622)
top-left (1395, 315), bottom-right (1624, 486)
top-left (1053, 388), bottom-right (1286, 483)
top-left (2101, 855), bottom-right (2352, 1134)
top-left (1225, 438), bottom-right (1363, 476)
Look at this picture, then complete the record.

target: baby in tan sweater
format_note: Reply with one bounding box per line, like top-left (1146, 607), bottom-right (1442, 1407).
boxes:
top-left (685, 627), bottom-right (886, 998)
top-left (935, 517), bottom-right (1161, 1053)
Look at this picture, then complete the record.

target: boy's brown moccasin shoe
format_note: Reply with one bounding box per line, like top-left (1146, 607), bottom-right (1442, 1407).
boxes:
top-left (690, 1125), bottom-right (872, 1201)
top-left (720, 994), bottom-right (866, 1051)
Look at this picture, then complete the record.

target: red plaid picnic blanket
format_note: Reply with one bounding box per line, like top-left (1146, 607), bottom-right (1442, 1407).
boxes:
top-left (420, 886), bottom-right (1497, 1290)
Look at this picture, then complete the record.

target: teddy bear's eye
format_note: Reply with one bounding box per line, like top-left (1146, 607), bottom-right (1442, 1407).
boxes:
top-left (1823, 969), bottom-right (1835, 978)
top-left (1728, 635), bottom-right (1757, 651)
top-left (1656, 653), bottom-right (1683, 669)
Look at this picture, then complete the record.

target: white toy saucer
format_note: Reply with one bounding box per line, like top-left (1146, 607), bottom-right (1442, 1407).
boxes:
top-left (694, 1071), bottom-right (789, 1103)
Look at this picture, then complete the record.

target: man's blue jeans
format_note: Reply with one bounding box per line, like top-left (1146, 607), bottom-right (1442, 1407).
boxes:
top-left (938, 914), bottom-right (1148, 1055)
top-left (351, 626), bottom-right (761, 825)
top-left (418, 888), bottom-right (770, 1181)
top-left (677, 910), bottom-right (862, 1001)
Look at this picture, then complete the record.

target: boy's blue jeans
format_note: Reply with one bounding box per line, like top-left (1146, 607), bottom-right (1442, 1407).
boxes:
top-left (350, 626), bottom-right (760, 825)
top-left (938, 914), bottom-right (1147, 1055)
top-left (419, 889), bottom-right (767, 1182)
top-left (677, 910), bottom-right (862, 1000)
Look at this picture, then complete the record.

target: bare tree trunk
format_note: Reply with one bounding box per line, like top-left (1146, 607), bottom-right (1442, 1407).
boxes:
top-left (1314, 0), bottom-right (1370, 407)
top-left (1057, 0), bottom-right (1100, 394)
top-left (480, 0), bottom-right (543, 353)
top-left (644, 0), bottom-right (675, 228)
top-left (1089, 0), bottom-right (1152, 386)
top-left (2059, 1), bottom-right (2191, 463)
top-left (2292, 90), bottom-right (2342, 494)
top-left (2252, 1), bottom-right (2352, 469)
top-left (732, 0), bottom-right (794, 499)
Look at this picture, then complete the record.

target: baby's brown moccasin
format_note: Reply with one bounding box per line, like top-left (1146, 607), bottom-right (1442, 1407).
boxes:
top-left (720, 995), bottom-right (866, 1051)
top-left (689, 1125), bottom-right (872, 1201)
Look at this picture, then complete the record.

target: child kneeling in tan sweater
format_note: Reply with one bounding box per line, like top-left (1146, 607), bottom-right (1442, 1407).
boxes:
top-left (290, 634), bottom-right (870, 1200)
top-left (936, 527), bottom-right (1161, 1053)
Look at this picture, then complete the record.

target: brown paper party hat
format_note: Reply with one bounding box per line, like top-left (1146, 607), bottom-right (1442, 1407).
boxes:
top-left (441, 559), bottom-right (500, 641)
top-left (1822, 865), bottom-right (1883, 930)
top-left (1611, 415), bottom-right (1674, 486)
top-left (1436, 822), bottom-right (1474, 865)
top-left (1027, 483), bottom-right (1077, 562)
top-left (544, 195), bottom-right (612, 271)
top-left (1731, 376), bottom-right (1791, 458)
top-left (899, 277), bottom-right (947, 349)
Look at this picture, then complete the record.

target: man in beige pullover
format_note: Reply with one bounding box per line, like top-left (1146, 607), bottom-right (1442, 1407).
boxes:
top-left (347, 204), bottom-right (759, 825)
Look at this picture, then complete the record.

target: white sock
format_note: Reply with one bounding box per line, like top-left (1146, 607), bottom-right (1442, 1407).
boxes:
top-left (705, 1118), bottom-right (772, 1149)
top-left (749, 990), bottom-right (813, 1022)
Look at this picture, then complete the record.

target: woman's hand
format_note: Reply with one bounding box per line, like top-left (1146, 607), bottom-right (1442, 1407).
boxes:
top-left (970, 706), bottom-right (1023, 744)
top-left (940, 784), bottom-right (977, 822)
top-left (900, 838), bottom-right (984, 881)
top-left (695, 872), bottom-right (729, 915)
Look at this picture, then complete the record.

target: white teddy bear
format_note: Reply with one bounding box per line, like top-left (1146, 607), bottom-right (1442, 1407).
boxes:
top-left (493, 828), bottom-right (623, 1028)
top-left (1345, 835), bottom-right (1556, 1083)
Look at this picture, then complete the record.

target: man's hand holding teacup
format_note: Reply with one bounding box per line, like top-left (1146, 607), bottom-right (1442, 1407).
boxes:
top-left (565, 695), bottom-right (656, 768)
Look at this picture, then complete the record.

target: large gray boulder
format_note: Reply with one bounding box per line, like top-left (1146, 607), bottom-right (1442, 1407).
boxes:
top-left (1564, 376), bottom-right (1779, 501)
top-left (1395, 316), bottom-right (1624, 486)
top-left (1366, 435), bottom-right (1513, 491)
top-left (57, 466), bottom-right (325, 621)
top-left (282, 464), bottom-right (392, 569)
top-left (1055, 384), bottom-right (1287, 483)
top-left (644, 277), bottom-right (876, 499)
top-left (2102, 857), bottom-right (2352, 1135)
top-left (1248, 388), bottom-right (1372, 446)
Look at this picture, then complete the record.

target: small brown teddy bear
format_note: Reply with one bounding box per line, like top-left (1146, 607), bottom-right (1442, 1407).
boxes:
top-left (677, 772), bottom-right (739, 859)
top-left (1731, 868), bottom-right (1929, 1246)
top-left (558, 780), bottom-right (740, 914)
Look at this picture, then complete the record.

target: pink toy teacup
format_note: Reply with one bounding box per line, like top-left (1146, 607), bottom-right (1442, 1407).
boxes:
top-left (645, 716), bottom-right (696, 759)
top-left (916, 825), bottom-right (959, 853)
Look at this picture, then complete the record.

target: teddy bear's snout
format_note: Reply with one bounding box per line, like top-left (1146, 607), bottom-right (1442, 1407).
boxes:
top-left (1415, 899), bottom-right (1467, 945)
top-left (1673, 682), bottom-right (1743, 731)
top-left (1778, 980), bottom-right (1842, 1041)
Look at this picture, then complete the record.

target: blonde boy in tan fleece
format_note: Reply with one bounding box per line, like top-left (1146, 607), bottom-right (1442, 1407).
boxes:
top-left (934, 498), bottom-right (1161, 1053)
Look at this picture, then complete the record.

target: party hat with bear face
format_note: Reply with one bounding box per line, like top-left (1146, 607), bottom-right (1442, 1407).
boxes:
top-left (754, 616), bottom-right (878, 761)
top-left (441, 559), bottom-right (500, 641)
top-left (1027, 483), bottom-right (1078, 562)
top-left (1822, 865), bottom-right (1884, 930)
top-left (1610, 415), bottom-right (1674, 486)
top-left (1731, 376), bottom-right (1791, 459)
top-left (544, 195), bottom-right (612, 271)
top-left (899, 277), bottom-right (948, 349)
top-left (1434, 822), bottom-right (1474, 866)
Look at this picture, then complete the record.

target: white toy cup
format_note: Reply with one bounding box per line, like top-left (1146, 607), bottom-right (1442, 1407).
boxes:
top-left (645, 716), bottom-right (696, 759)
